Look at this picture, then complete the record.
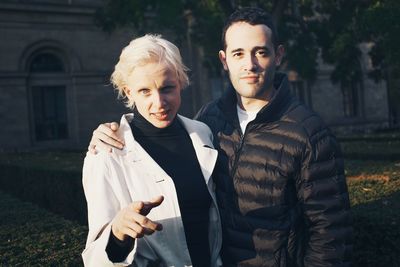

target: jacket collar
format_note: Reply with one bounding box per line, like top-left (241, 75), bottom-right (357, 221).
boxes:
top-left (115, 113), bottom-right (218, 185)
top-left (218, 72), bottom-right (292, 125)
top-left (178, 115), bottom-right (218, 184)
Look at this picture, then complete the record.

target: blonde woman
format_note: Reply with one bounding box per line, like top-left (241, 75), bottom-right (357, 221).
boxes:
top-left (82, 34), bottom-right (222, 267)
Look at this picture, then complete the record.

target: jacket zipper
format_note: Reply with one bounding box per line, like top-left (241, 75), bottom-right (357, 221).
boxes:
top-left (229, 115), bottom-right (257, 178)
top-left (230, 128), bottom-right (247, 179)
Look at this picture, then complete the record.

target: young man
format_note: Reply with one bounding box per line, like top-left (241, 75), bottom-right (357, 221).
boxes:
top-left (89, 7), bottom-right (352, 267)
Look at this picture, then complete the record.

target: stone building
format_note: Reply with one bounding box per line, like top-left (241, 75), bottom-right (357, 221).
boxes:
top-left (0, 0), bottom-right (390, 151)
top-left (0, 0), bottom-right (134, 150)
top-left (288, 43), bottom-right (390, 134)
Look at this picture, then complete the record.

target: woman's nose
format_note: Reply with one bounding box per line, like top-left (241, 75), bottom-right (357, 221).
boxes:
top-left (152, 93), bottom-right (166, 107)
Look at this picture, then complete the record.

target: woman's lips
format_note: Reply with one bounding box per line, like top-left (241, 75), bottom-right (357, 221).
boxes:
top-left (151, 110), bottom-right (169, 120)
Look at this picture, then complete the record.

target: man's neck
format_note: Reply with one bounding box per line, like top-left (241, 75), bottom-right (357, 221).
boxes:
top-left (237, 87), bottom-right (276, 111)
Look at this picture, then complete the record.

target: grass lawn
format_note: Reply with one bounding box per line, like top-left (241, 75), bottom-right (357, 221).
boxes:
top-left (343, 137), bottom-right (400, 266)
top-left (0, 133), bottom-right (399, 266)
top-left (346, 159), bottom-right (400, 204)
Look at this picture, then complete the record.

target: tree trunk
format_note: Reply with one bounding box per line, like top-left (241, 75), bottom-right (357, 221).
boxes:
top-left (386, 66), bottom-right (400, 127)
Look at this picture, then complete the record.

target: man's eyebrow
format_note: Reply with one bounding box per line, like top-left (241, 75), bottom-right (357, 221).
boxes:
top-left (230, 48), bottom-right (244, 54)
top-left (253, 46), bottom-right (270, 51)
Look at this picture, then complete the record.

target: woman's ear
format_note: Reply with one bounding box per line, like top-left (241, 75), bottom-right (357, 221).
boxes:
top-left (123, 86), bottom-right (132, 97)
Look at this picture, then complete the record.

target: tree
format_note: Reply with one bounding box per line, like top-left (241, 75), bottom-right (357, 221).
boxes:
top-left (95, 0), bottom-right (320, 115)
top-left (360, 0), bottom-right (400, 126)
top-left (96, 0), bottom-right (399, 125)
top-left (314, 0), bottom-right (400, 125)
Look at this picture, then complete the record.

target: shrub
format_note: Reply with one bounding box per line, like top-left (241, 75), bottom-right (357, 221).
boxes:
top-left (0, 164), bottom-right (87, 225)
top-left (0, 191), bottom-right (87, 266)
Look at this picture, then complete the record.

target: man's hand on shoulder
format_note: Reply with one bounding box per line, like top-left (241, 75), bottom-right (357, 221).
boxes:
top-left (88, 122), bottom-right (124, 154)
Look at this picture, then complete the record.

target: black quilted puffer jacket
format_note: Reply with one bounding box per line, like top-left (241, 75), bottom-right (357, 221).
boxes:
top-left (195, 73), bottom-right (353, 267)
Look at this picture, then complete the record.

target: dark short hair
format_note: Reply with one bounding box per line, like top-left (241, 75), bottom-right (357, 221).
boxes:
top-left (222, 7), bottom-right (279, 50)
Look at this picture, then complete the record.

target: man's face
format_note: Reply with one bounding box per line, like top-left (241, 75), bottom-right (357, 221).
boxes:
top-left (219, 22), bottom-right (283, 104)
top-left (125, 62), bottom-right (181, 128)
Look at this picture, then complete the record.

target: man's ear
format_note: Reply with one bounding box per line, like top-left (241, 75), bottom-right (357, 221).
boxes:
top-left (219, 50), bottom-right (228, 71)
top-left (275, 45), bottom-right (285, 66)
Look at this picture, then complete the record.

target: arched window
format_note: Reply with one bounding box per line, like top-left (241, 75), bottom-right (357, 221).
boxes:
top-left (29, 51), bottom-right (69, 141)
top-left (30, 53), bottom-right (64, 73)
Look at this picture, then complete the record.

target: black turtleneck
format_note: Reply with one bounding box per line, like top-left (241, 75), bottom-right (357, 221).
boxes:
top-left (106, 108), bottom-right (212, 266)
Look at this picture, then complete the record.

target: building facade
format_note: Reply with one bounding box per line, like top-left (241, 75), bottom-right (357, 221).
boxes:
top-left (287, 43), bottom-right (389, 134)
top-left (0, 0), bottom-right (135, 150)
top-left (0, 0), bottom-right (390, 150)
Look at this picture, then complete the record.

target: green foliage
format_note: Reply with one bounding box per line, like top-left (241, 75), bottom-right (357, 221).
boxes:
top-left (341, 139), bottom-right (400, 160)
top-left (95, 0), bottom-right (320, 80)
top-left (0, 151), bottom-right (85, 172)
top-left (314, 1), bottom-right (365, 88)
top-left (360, 0), bottom-right (400, 79)
top-left (95, 0), bottom-right (227, 74)
top-left (0, 191), bottom-right (86, 266)
top-left (95, 0), bottom-right (399, 94)
top-left (345, 159), bottom-right (400, 177)
top-left (0, 153), bottom-right (87, 224)
top-left (316, 0), bottom-right (400, 89)
top-left (279, 9), bottom-right (319, 81)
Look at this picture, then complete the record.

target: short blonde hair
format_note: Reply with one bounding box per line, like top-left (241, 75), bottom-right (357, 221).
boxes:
top-left (110, 34), bottom-right (189, 109)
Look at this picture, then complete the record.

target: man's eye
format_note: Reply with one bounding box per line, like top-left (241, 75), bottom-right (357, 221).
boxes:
top-left (232, 52), bottom-right (243, 58)
top-left (161, 86), bottom-right (175, 93)
top-left (256, 50), bottom-right (268, 57)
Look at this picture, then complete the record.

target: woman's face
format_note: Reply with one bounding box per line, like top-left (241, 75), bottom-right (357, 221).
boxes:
top-left (125, 62), bottom-right (181, 128)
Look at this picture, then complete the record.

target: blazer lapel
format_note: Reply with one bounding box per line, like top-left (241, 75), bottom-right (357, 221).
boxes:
top-left (117, 114), bottom-right (218, 185)
top-left (115, 114), bottom-right (169, 183)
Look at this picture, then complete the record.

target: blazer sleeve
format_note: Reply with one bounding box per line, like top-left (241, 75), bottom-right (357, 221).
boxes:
top-left (81, 152), bottom-right (135, 267)
top-left (298, 128), bottom-right (353, 267)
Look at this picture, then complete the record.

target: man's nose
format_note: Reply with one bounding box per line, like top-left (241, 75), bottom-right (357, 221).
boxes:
top-left (243, 55), bottom-right (257, 72)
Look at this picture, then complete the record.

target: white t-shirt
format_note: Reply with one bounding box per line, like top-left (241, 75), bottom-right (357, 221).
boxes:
top-left (236, 105), bottom-right (261, 133)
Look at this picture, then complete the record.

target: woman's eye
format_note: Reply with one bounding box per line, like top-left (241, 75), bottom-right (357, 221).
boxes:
top-left (138, 89), bottom-right (150, 95)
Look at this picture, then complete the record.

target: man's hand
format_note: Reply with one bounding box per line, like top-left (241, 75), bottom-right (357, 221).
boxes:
top-left (89, 122), bottom-right (124, 154)
top-left (111, 196), bottom-right (164, 241)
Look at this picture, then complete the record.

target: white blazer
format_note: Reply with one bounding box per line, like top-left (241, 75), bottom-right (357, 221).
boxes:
top-left (82, 113), bottom-right (222, 267)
